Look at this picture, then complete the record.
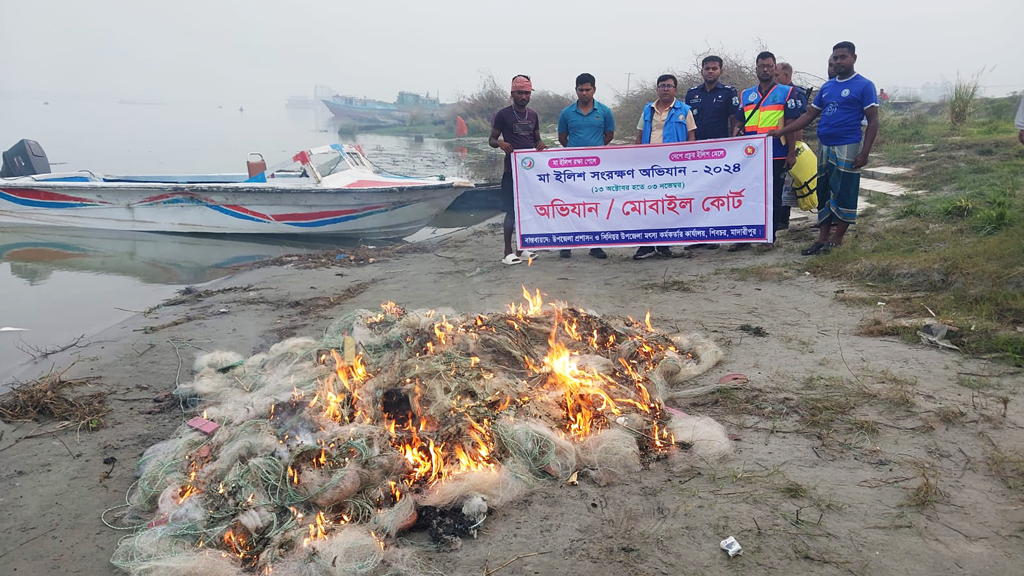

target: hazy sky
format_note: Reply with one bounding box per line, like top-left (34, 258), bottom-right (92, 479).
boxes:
top-left (2, 0), bottom-right (1020, 105)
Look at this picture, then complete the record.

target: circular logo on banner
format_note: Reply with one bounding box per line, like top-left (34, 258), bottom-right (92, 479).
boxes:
top-left (520, 157), bottom-right (535, 170)
top-left (841, 88), bottom-right (851, 97)
top-left (744, 145), bottom-right (757, 157)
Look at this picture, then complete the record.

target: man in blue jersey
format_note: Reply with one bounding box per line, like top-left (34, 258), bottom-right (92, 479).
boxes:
top-left (557, 73), bottom-right (615, 259)
top-left (772, 41), bottom-right (879, 255)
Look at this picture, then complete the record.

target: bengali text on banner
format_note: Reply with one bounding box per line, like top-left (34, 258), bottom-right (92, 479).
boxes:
top-left (511, 135), bottom-right (773, 250)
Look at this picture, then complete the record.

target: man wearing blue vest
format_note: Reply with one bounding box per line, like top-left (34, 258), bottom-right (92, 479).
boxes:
top-left (557, 73), bottom-right (615, 260)
top-left (632, 74), bottom-right (697, 259)
top-left (731, 51), bottom-right (805, 252)
top-left (771, 41), bottom-right (879, 255)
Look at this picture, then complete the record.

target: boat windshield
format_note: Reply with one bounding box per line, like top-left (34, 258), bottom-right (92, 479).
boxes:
top-left (315, 151), bottom-right (348, 177)
top-left (304, 145), bottom-right (384, 178)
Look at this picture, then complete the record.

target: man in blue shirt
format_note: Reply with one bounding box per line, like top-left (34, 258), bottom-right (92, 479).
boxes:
top-left (685, 55), bottom-right (741, 141)
top-left (771, 41), bottom-right (879, 255)
top-left (557, 73), bottom-right (615, 259)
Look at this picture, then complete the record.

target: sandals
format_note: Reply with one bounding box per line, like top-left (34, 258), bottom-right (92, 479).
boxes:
top-left (801, 242), bottom-right (838, 256)
top-left (801, 242), bottom-right (826, 256)
top-left (502, 253), bottom-right (522, 265)
top-left (519, 250), bottom-right (538, 260)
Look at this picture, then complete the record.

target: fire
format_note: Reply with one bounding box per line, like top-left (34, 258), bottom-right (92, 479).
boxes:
top-left (178, 461), bottom-right (200, 503)
top-left (302, 511), bottom-right (329, 547)
top-left (223, 529), bottom-right (250, 558)
top-left (564, 318), bottom-right (581, 341)
top-left (644, 310), bottom-right (654, 332)
top-left (178, 483), bottom-right (199, 503)
top-left (433, 315), bottom-right (454, 345)
top-left (541, 312), bottom-right (626, 439)
top-left (507, 285), bottom-right (545, 317)
top-left (381, 301), bottom-right (404, 316)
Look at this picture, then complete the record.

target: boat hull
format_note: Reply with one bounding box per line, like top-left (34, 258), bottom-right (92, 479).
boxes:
top-left (0, 183), bottom-right (464, 239)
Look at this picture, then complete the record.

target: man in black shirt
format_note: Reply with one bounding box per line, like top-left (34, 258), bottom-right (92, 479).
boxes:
top-left (489, 75), bottom-right (547, 265)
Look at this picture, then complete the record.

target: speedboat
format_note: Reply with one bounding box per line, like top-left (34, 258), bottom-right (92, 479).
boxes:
top-left (0, 141), bottom-right (471, 238)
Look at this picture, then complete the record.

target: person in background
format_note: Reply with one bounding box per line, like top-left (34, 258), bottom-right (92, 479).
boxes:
top-left (828, 58), bottom-right (837, 80)
top-left (879, 88), bottom-right (890, 102)
top-left (632, 74), bottom-right (697, 260)
top-left (682, 56), bottom-right (740, 251)
top-left (771, 41), bottom-right (879, 255)
top-left (489, 75), bottom-right (547, 265)
top-left (732, 51), bottom-right (805, 251)
top-left (1016, 92), bottom-right (1024, 146)
top-left (557, 73), bottom-right (615, 259)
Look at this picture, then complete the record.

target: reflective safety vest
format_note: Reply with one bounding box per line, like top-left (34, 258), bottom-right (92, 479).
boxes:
top-left (741, 83), bottom-right (795, 159)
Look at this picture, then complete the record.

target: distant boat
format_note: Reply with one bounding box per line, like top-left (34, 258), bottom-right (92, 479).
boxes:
top-left (0, 142), bottom-right (471, 239)
top-left (322, 95), bottom-right (399, 120)
top-left (285, 95), bottom-right (315, 109)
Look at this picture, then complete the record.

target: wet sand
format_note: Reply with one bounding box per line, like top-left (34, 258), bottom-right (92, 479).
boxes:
top-left (2, 220), bottom-right (1022, 576)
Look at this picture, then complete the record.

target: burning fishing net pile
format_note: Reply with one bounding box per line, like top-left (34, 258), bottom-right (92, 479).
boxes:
top-left (108, 289), bottom-right (729, 576)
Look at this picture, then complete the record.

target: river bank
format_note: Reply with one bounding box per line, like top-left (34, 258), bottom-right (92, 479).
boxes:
top-left (1, 221), bottom-right (1022, 576)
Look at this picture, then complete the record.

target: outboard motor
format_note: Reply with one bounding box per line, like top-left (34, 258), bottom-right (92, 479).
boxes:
top-left (1, 139), bottom-right (51, 177)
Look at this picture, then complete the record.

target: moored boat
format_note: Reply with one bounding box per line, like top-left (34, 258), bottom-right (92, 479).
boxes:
top-left (0, 141), bottom-right (471, 239)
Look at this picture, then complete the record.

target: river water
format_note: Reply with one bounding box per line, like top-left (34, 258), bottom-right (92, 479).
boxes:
top-left (0, 98), bottom-right (503, 380)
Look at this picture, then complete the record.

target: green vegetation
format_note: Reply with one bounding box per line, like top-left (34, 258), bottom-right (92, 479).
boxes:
top-left (947, 74), bottom-right (981, 126)
top-left (446, 73), bottom-right (573, 137)
top-left (612, 50), bottom-right (760, 142)
top-left (807, 95), bottom-right (1024, 365)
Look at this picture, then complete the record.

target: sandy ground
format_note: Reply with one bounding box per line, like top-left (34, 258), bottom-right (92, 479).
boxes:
top-left (1, 220), bottom-right (1022, 576)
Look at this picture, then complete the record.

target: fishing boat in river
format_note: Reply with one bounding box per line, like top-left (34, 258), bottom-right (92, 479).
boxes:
top-left (0, 140), bottom-right (471, 239)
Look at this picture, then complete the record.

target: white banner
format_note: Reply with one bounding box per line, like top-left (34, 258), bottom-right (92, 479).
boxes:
top-left (511, 135), bottom-right (773, 250)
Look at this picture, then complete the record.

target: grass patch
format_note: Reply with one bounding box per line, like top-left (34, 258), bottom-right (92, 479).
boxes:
top-left (903, 469), bottom-right (945, 507)
top-left (778, 480), bottom-right (809, 499)
top-left (988, 448), bottom-right (1024, 493)
top-left (937, 405), bottom-right (966, 424)
top-left (641, 279), bottom-right (694, 293)
top-left (730, 264), bottom-right (796, 282)
top-left (947, 74), bottom-right (981, 126)
top-left (794, 373), bottom-right (919, 448)
top-left (956, 375), bottom-right (993, 390)
top-left (809, 96), bottom-right (1024, 366)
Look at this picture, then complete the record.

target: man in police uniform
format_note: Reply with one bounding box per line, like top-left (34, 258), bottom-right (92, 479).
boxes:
top-left (684, 56), bottom-right (741, 251)
top-left (685, 56), bottom-right (741, 141)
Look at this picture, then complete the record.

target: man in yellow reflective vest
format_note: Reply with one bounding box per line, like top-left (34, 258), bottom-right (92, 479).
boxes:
top-left (731, 51), bottom-right (805, 251)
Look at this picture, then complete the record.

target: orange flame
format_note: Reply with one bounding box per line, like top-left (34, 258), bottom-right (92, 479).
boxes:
top-left (302, 511), bottom-right (329, 547)
top-left (223, 529), bottom-right (249, 558)
top-left (541, 309), bottom-right (623, 439)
